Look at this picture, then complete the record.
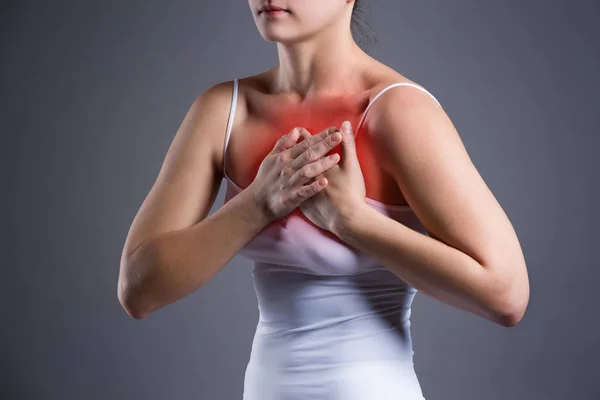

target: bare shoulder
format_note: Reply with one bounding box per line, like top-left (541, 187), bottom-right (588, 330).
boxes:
top-left (361, 66), bottom-right (448, 162)
top-left (357, 62), bottom-right (444, 130)
top-left (189, 79), bottom-right (241, 175)
top-left (365, 64), bottom-right (437, 109)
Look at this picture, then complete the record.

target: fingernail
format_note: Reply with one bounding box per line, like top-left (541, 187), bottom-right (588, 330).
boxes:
top-left (342, 121), bottom-right (352, 134)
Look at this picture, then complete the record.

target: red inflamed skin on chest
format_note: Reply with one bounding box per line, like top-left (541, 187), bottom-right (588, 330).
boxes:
top-left (226, 92), bottom-right (399, 236)
top-left (229, 93), bottom-right (390, 199)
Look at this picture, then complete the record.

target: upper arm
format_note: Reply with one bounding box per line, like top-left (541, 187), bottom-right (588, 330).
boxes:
top-left (369, 86), bottom-right (527, 288)
top-left (121, 81), bottom-right (234, 260)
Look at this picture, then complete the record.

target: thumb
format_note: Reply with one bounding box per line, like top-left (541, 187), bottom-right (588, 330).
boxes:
top-left (340, 121), bottom-right (359, 169)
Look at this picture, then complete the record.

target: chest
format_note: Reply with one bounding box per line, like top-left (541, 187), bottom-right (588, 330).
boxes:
top-left (225, 95), bottom-right (406, 205)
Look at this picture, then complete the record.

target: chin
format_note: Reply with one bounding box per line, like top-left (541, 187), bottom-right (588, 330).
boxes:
top-left (258, 27), bottom-right (316, 46)
top-left (259, 32), bottom-right (297, 44)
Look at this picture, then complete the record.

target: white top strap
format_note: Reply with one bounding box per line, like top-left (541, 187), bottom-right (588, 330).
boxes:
top-left (223, 78), bottom-right (239, 176)
top-left (356, 82), bottom-right (441, 136)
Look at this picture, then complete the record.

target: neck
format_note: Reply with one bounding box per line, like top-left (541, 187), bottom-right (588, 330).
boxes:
top-left (273, 21), bottom-right (370, 101)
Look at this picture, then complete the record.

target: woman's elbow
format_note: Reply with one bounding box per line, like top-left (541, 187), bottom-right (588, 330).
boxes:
top-left (491, 275), bottom-right (530, 327)
top-left (117, 243), bottom-right (159, 320)
top-left (117, 278), bottom-right (151, 320)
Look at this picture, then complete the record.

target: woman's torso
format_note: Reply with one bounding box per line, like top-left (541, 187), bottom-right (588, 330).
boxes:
top-left (222, 68), bottom-right (441, 275)
top-left (220, 67), bottom-right (441, 399)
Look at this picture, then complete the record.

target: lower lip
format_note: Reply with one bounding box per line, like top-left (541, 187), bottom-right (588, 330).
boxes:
top-left (261, 10), bottom-right (288, 17)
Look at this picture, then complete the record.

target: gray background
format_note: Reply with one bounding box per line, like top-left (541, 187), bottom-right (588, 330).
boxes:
top-left (2, 0), bottom-right (599, 399)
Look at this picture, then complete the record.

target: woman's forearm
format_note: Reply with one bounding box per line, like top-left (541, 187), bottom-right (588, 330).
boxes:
top-left (118, 188), bottom-right (269, 319)
top-left (331, 203), bottom-right (527, 327)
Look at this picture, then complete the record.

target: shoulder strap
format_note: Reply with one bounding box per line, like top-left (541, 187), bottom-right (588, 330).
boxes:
top-left (355, 82), bottom-right (441, 136)
top-left (223, 78), bottom-right (239, 177)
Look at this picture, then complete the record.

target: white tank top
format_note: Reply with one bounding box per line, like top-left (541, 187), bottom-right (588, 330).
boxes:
top-left (222, 78), bottom-right (441, 400)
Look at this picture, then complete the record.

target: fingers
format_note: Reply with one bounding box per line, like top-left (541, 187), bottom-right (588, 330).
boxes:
top-left (270, 125), bottom-right (341, 192)
top-left (287, 126), bottom-right (338, 159)
top-left (290, 127), bottom-right (342, 170)
top-left (288, 152), bottom-right (340, 188)
top-left (298, 128), bottom-right (312, 143)
top-left (289, 175), bottom-right (328, 204)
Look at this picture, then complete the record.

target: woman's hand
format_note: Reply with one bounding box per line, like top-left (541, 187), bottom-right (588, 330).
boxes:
top-left (298, 121), bottom-right (367, 232)
top-left (247, 126), bottom-right (343, 224)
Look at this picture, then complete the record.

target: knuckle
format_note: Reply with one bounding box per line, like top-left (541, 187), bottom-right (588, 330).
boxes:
top-left (299, 186), bottom-right (306, 197)
top-left (304, 148), bottom-right (316, 162)
top-left (299, 166), bottom-right (310, 179)
top-left (301, 139), bottom-right (312, 151)
top-left (275, 152), bottom-right (287, 164)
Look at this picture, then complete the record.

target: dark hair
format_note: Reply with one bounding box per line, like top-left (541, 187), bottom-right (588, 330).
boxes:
top-left (351, 0), bottom-right (377, 52)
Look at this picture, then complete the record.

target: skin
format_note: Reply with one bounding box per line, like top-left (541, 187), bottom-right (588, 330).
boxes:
top-left (118, 0), bottom-right (530, 326)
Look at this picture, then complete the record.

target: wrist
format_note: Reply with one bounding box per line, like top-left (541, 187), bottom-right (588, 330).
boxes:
top-left (238, 185), bottom-right (273, 229)
top-left (330, 199), bottom-right (372, 239)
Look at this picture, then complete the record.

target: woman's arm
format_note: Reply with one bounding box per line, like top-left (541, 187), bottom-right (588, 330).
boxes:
top-left (118, 81), bottom-right (269, 320)
top-left (120, 189), bottom-right (268, 320)
top-left (332, 86), bottom-right (530, 327)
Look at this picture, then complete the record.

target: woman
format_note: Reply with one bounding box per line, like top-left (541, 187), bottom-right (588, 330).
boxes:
top-left (118, 1), bottom-right (530, 398)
